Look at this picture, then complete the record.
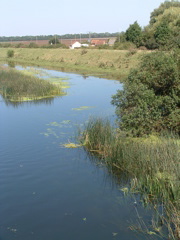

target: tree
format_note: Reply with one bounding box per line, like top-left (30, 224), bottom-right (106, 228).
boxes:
top-left (154, 21), bottom-right (172, 48)
top-left (49, 37), bottom-right (60, 45)
top-left (111, 51), bottom-right (180, 136)
top-left (144, 2), bottom-right (180, 49)
top-left (125, 21), bottom-right (142, 47)
top-left (150, 1), bottom-right (180, 25)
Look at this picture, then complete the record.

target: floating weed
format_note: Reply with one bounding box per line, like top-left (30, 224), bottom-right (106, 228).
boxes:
top-left (46, 120), bottom-right (71, 127)
top-left (72, 106), bottom-right (94, 111)
top-left (62, 142), bottom-right (82, 148)
top-left (112, 232), bottom-right (118, 237)
top-left (61, 120), bottom-right (71, 124)
top-left (7, 227), bottom-right (17, 233)
top-left (82, 217), bottom-right (87, 222)
top-left (47, 121), bottom-right (61, 127)
top-left (121, 187), bottom-right (129, 195)
top-left (40, 128), bottom-right (59, 138)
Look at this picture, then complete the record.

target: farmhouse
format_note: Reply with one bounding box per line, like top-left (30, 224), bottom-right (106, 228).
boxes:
top-left (69, 41), bottom-right (82, 49)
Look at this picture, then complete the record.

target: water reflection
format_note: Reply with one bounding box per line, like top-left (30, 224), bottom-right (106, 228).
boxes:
top-left (2, 96), bottom-right (56, 107)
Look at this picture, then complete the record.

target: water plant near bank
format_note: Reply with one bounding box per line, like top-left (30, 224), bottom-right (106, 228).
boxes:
top-left (79, 117), bottom-right (180, 239)
top-left (0, 67), bottom-right (65, 102)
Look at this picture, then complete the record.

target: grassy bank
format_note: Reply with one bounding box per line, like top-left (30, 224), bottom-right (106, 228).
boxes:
top-left (0, 48), bottom-right (148, 80)
top-left (0, 66), bottom-right (65, 102)
top-left (79, 118), bottom-right (180, 239)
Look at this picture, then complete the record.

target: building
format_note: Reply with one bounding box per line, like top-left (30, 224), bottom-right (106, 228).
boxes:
top-left (108, 37), bottom-right (117, 46)
top-left (90, 39), bottom-right (108, 46)
top-left (69, 41), bottom-right (82, 49)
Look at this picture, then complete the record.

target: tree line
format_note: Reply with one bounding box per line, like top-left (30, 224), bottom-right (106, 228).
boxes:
top-left (0, 32), bottom-right (118, 43)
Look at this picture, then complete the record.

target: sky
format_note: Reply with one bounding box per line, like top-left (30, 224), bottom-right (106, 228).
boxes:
top-left (0, 0), bottom-right (165, 37)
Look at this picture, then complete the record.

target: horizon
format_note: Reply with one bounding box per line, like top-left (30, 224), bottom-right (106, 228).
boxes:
top-left (0, 0), bottom-right (165, 37)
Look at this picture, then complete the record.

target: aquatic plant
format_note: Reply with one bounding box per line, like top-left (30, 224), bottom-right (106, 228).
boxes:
top-left (79, 117), bottom-right (180, 239)
top-left (0, 68), bottom-right (65, 102)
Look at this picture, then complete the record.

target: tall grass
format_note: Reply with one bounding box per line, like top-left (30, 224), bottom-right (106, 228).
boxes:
top-left (80, 117), bottom-right (180, 239)
top-left (0, 68), bottom-right (65, 101)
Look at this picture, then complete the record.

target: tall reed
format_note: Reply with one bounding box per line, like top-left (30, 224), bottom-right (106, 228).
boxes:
top-left (0, 68), bottom-right (65, 101)
top-left (80, 117), bottom-right (180, 239)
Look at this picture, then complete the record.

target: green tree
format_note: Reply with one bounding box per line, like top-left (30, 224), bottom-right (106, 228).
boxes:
top-left (111, 51), bottom-right (180, 136)
top-left (125, 21), bottom-right (142, 47)
top-left (49, 37), bottom-right (60, 45)
top-left (150, 1), bottom-right (180, 25)
top-left (154, 21), bottom-right (172, 48)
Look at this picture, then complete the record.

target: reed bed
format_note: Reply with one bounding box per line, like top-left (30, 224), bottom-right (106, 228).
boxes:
top-left (0, 68), bottom-right (65, 101)
top-left (80, 117), bottom-right (180, 239)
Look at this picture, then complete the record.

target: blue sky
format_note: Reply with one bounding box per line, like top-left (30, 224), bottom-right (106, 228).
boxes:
top-left (0, 0), bottom-right (165, 37)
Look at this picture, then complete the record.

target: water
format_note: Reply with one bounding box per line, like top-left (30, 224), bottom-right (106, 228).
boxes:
top-left (0, 66), bottom-right (161, 240)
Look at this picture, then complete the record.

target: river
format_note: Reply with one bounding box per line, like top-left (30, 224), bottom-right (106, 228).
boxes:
top-left (0, 65), bottom-right (162, 240)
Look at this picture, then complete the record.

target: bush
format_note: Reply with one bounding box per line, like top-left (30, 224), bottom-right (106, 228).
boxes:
top-left (28, 42), bottom-right (39, 48)
top-left (111, 51), bottom-right (180, 136)
top-left (113, 41), bottom-right (136, 50)
top-left (81, 49), bottom-right (88, 55)
top-left (7, 49), bottom-right (14, 58)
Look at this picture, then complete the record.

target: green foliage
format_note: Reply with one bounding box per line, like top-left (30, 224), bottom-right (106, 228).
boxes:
top-left (113, 41), bottom-right (136, 50)
top-left (125, 21), bottom-right (142, 47)
top-left (111, 51), bottom-right (180, 136)
top-left (28, 42), bottom-right (39, 48)
top-left (144, 2), bottom-right (180, 50)
top-left (154, 21), bottom-right (172, 48)
top-left (49, 37), bottom-right (60, 45)
top-left (0, 68), bottom-right (64, 101)
top-left (7, 49), bottom-right (14, 58)
top-left (150, 1), bottom-right (180, 25)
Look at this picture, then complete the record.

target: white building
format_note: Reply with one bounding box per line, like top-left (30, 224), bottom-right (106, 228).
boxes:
top-left (70, 41), bottom-right (82, 49)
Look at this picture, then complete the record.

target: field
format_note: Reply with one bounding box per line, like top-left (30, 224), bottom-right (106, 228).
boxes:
top-left (0, 47), bottom-right (149, 79)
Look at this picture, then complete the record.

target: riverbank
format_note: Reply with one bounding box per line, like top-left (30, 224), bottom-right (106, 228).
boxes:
top-left (0, 48), bottom-right (149, 80)
top-left (80, 117), bottom-right (180, 239)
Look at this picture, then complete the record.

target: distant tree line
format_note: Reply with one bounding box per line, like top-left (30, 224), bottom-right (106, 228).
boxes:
top-left (0, 32), bottom-right (118, 43)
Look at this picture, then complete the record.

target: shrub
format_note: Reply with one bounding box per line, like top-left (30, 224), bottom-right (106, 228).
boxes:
top-left (81, 49), bottom-right (88, 55)
top-left (113, 41), bottom-right (136, 50)
top-left (7, 49), bottom-right (14, 58)
top-left (111, 51), bottom-right (180, 136)
top-left (28, 42), bottom-right (38, 48)
top-left (125, 48), bottom-right (137, 57)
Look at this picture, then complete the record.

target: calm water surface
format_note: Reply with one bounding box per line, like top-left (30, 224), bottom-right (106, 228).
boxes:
top-left (0, 66), bottom-right (161, 240)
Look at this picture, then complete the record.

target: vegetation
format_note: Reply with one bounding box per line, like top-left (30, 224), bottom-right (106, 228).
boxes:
top-left (7, 49), bottom-right (14, 58)
top-left (0, 32), bottom-right (118, 43)
top-left (79, 118), bottom-right (180, 239)
top-left (78, 3), bottom-right (180, 239)
top-left (142, 1), bottom-right (180, 50)
top-left (0, 48), bottom-right (145, 79)
top-left (0, 67), bottom-right (65, 102)
top-left (48, 36), bottom-right (60, 45)
top-left (125, 21), bottom-right (142, 47)
top-left (111, 50), bottom-right (180, 136)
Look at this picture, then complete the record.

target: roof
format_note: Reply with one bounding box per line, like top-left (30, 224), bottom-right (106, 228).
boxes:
top-left (91, 39), bottom-right (108, 45)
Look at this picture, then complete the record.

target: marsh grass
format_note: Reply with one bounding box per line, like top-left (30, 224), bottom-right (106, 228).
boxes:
top-left (80, 117), bottom-right (180, 239)
top-left (0, 68), bottom-right (65, 102)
